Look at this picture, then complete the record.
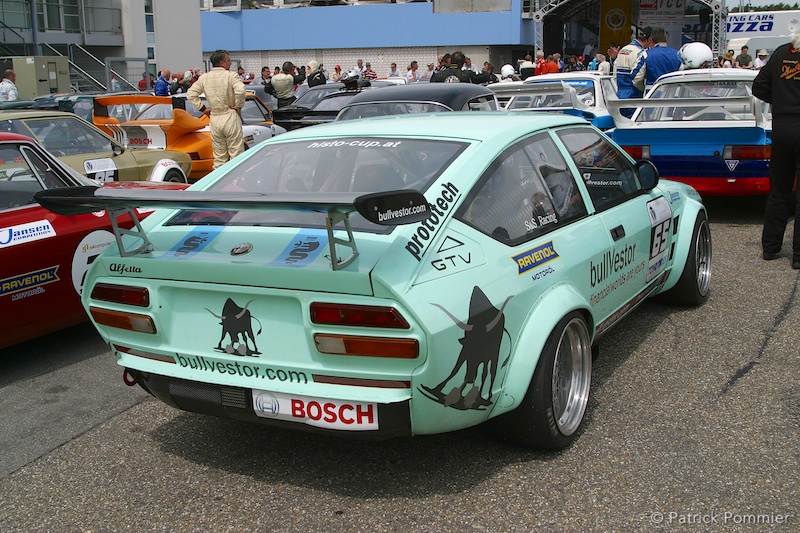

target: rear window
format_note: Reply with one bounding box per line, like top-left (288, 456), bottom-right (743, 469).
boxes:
top-left (167, 137), bottom-right (467, 232)
top-left (338, 102), bottom-right (451, 121)
top-left (639, 80), bottom-right (765, 122)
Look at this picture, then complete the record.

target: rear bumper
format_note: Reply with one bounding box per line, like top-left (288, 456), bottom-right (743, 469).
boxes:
top-left (131, 369), bottom-right (413, 439)
top-left (664, 176), bottom-right (770, 196)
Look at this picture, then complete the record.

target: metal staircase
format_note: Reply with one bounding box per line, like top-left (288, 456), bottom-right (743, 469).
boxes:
top-left (42, 43), bottom-right (137, 93)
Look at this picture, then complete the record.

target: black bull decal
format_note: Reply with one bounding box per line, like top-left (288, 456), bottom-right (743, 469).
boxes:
top-left (420, 286), bottom-right (512, 410)
top-left (205, 298), bottom-right (263, 356)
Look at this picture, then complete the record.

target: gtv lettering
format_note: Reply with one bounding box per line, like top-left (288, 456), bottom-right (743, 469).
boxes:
top-left (431, 253), bottom-right (471, 271)
top-left (405, 182), bottom-right (459, 261)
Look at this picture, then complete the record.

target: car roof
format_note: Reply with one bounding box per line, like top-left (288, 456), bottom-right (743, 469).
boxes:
top-left (0, 109), bottom-right (86, 120)
top-left (272, 111), bottom-right (585, 143)
top-left (342, 83), bottom-right (495, 108)
top-left (0, 132), bottom-right (35, 143)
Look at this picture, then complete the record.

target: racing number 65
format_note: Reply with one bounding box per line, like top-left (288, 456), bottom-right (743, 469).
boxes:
top-left (651, 219), bottom-right (670, 258)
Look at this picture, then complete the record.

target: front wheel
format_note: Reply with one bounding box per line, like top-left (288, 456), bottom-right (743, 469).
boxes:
top-left (165, 169), bottom-right (187, 183)
top-left (657, 211), bottom-right (711, 306)
top-left (491, 311), bottom-right (592, 451)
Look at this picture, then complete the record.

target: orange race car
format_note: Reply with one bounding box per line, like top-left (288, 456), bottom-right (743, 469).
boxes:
top-left (91, 94), bottom-right (287, 181)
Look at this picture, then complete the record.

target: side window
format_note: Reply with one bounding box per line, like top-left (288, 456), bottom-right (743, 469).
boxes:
top-left (457, 133), bottom-right (587, 245)
top-left (557, 127), bottom-right (641, 211)
top-left (22, 146), bottom-right (68, 189)
top-left (0, 145), bottom-right (44, 210)
top-left (466, 96), bottom-right (498, 111)
top-left (240, 100), bottom-right (267, 124)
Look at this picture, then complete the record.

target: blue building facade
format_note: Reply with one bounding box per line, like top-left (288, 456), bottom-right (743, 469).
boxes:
top-left (199, 2), bottom-right (538, 76)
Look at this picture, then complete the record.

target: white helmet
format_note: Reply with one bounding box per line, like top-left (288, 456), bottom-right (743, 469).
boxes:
top-left (500, 64), bottom-right (516, 78)
top-left (679, 42), bottom-right (713, 69)
top-left (341, 69), bottom-right (361, 84)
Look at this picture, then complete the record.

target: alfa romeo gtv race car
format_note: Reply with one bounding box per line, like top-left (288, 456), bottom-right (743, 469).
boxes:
top-left (36, 112), bottom-right (711, 450)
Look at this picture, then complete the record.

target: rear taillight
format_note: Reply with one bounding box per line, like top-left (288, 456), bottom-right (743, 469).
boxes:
top-left (91, 283), bottom-right (150, 307)
top-left (622, 146), bottom-right (650, 159)
top-left (314, 334), bottom-right (418, 358)
top-left (724, 145), bottom-right (771, 159)
top-left (90, 307), bottom-right (156, 334)
top-left (310, 303), bottom-right (410, 329)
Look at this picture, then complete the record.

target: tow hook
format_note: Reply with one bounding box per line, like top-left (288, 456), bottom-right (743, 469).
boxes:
top-left (123, 369), bottom-right (137, 386)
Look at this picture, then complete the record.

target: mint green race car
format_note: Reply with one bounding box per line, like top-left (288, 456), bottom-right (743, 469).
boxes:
top-left (36, 112), bottom-right (711, 451)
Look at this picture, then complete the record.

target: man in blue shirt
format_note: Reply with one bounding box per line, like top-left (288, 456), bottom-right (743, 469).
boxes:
top-left (645, 28), bottom-right (681, 88)
top-left (154, 68), bottom-right (171, 96)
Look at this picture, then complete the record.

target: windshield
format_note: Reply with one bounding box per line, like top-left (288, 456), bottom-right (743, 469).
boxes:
top-left (294, 86), bottom-right (342, 108)
top-left (22, 117), bottom-right (114, 155)
top-left (509, 80), bottom-right (597, 109)
top-left (337, 102), bottom-right (451, 121)
top-left (167, 137), bottom-right (467, 232)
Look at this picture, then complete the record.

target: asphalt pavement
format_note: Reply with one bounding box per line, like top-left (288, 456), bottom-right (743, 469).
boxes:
top-left (0, 196), bottom-right (797, 532)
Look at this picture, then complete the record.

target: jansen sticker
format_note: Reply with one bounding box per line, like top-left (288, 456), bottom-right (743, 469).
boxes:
top-left (252, 389), bottom-right (379, 430)
top-left (0, 220), bottom-right (56, 249)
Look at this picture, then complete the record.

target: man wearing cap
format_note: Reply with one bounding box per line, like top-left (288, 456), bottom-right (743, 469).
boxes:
top-left (420, 62), bottom-right (435, 81)
top-left (362, 62), bottom-right (377, 80)
top-left (615, 26), bottom-right (653, 116)
top-left (187, 49), bottom-right (246, 170)
top-left (754, 49), bottom-right (769, 70)
top-left (735, 45), bottom-right (754, 69)
top-left (752, 33), bottom-right (800, 267)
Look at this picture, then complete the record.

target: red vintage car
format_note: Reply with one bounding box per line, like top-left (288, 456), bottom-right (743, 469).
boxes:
top-left (0, 132), bottom-right (185, 349)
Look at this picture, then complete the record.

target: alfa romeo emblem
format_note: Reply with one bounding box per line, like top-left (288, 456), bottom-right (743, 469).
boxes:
top-left (231, 243), bottom-right (253, 256)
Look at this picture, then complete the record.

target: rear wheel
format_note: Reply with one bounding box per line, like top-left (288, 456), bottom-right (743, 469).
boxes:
top-left (657, 211), bottom-right (711, 306)
top-left (491, 312), bottom-right (592, 451)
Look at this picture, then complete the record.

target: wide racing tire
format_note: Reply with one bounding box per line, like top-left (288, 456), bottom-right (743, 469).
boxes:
top-left (490, 311), bottom-right (592, 451)
top-left (657, 211), bottom-right (711, 307)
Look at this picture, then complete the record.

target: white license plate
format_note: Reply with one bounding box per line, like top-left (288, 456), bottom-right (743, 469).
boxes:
top-left (252, 389), bottom-right (379, 431)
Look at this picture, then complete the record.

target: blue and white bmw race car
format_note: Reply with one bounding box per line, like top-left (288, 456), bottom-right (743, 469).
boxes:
top-left (609, 68), bottom-right (771, 196)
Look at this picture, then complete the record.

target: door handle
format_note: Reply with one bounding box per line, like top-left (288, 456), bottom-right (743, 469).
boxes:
top-left (610, 225), bottom-right (625, 241)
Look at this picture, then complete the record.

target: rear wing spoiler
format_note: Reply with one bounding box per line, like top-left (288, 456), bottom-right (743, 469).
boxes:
top-left (606, 95), bottom-right (770, 129)
top-left (490, 81), bottom-right (588, 111)
top-left (35, 187), bottom-right (430, 270)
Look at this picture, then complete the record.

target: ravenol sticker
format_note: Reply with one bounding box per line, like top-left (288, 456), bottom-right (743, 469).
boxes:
top-left (0, 220), bottom-right (56, 249)
top-left (167, 227), bottom-right (224, 258)
top-left (513, 241), bottom-right (560, 275)
top-left (269, 229), bottom-right (328, 267)
top-left (1, 265), bottom-right (59, 297)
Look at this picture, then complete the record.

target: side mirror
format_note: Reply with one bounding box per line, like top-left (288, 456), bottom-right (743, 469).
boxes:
top-left (636, 159), bottom-right (659, 191)
top-left (112, 143), bottom-right (125, 156)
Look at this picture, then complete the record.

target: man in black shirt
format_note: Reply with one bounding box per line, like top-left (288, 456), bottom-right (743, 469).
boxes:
top-left (431, 51), bottom-right (492, 84)
top-left (752, 36), bottom-right (800, 267)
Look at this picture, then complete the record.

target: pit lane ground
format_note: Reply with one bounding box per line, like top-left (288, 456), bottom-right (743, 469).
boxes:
top-left (0, 196), bottom-right (797, 532)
